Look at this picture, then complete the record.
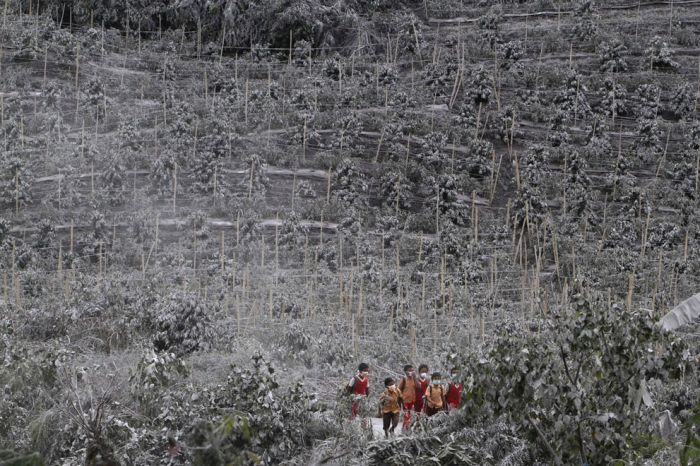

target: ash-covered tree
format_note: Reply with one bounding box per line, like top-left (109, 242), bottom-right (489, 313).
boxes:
top-left (99, 148), bottom-right (127, 205)
top-left (392, 11), bottom-right (425, 57)
top-left (634, 117), bottom-right (662, 165)
top-left (581, 117), bottom-right (612, 162)
top-left (321, 52), bottom-right (343, 81)
top-left (646, 35), bottom-right (679, 70)
top-left (193, 117), bottom-right (230, 194)
top-left (41, 80), bottom-right (66, 143)
top-left (598, 77), bottom-right (628, 119)
top-left (375, 213), bottom-right (401, 247)
top-left (44, 165), bottom-right (83, 211)
top-left (158, 54), bottom-right (177, 106)
top-left (423, 61), bottom-right (459, 98)
top-left (428, 173), bottom-right (468, 228)
top-left (241, 153), bottom-right (269, 201)
top-left (563, 147), bottom-right (593, 223)
top-left (573, 0), bottom-right (598, 42)
top-left (547, 109), bottom-right (572, 148)
top-left (279, 210), bottom-right (309, 252)
top-left (495, 105), bottom-right (518, 144)
top-left (379, 171), bottom-right (412, 212)
top-left (454, 101), bottom-right (478, 135)
top-left (464, 138), bottom-right (494, 179)
top-left (193, 354), bottom-right (315, 465)
top-left (332, 158), bottom-right (367, 208)
top-left (477, 5), bottom-right (502, 50)
top-left (80, 210), bottom-right (112, 262)
top-left (669, 82), bottom-right (696, 120)
top-left (554, 69), bottom-right (591, 121)
top-left (513, 144), bottom-right (551, 228)
top-left (0, 153), bottom-right (32, 211)
top-left (459, 291), bottom-right (692, 465)
top-left (292, 39), bottom-right (312, 66)
top-left (117, 117), bottom-right (142, 168)
top-left (416, 131), bottom-right (450, 172)
top-left (636, 83), bottom-right (661, 119)
top-left (82, 75), bottom-right (107, 123)
top-left (598, 38), bottom-right (628, 73)
top-left (167, 102), bottom-right (195, 167)
top-left (668, 157), bottom-right (697, 227)
top-left (152, 290), bottom-right (212, 356)
top-left (330, 111), bottom-right (362, 152)
top-left (150, 148), bottom-right (177, 196)
top-left (497, 40), bottom-right (524, 74)
top-left (468, 66), bottom-right (492, 108)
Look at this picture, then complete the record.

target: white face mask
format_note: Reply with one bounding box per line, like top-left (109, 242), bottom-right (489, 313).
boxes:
top-left (360, 371), bottom-right (368, 377)
top-left (420, 372), bottom-right (428, 380)
top-left (433, 380), bottom-right (442, 385)
top-left (407, 371), bottom-right (414, 377)
top-left (388, 384), bottom-right (397, 390)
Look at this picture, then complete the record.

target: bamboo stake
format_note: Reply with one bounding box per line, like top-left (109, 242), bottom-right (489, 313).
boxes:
top-left (2, 272), bottom-right (7, 306)
top-left (640, 209), bottom-right (652, 262)
top-left (472, 191), bottom-right (478, 243)
top-left (235, 211), bottom-right (240, 249)
top-left (236, 293), bottom-right (241, 339)
top-left (626, 273), bottom-right (635, 310)
top-left (173, 163), bottom-right (178, 214)
top-left (220, 231), bottom-right (225, 273)
top-left (244, 79), bottom-right (249, 124)
top-left (11, 241), bottom-right (17, 306)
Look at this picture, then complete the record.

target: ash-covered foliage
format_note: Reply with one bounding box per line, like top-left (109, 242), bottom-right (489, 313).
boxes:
top-left (1, 0), bottom-right (700, 464)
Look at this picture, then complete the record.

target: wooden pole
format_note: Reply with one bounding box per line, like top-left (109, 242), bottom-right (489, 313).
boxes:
top-left (626, 273), bottom-right (635, 310)
top-left (2, 272), bottom-right (7, 306)
top-left (244, 79), bottom-right (249, 124)
top-left (326, 168), bottom-right (332, 204)
top-left (173, 163), bottom-right (177, 214)
top-left (220, 231), bottom-right (225, 273)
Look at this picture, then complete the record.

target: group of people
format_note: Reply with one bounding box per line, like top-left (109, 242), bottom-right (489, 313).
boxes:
top-left (346, 363), bottom-right (464, 437)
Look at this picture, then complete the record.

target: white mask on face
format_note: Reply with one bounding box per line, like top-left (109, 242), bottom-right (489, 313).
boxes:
top-left (360, 371), bottom-right (368, 377)
top-left (407, 371), bottom-right (414, 377)
top-left (388, 384), bottom-right (397, 390)
top-left (420, 372), bottom-right (428, 380)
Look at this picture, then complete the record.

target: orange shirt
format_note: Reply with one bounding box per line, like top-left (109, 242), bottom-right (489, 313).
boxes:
top-left (399, 376), bottom-right (417, 404)
top-left (381, 386), bottom-right (403, 414)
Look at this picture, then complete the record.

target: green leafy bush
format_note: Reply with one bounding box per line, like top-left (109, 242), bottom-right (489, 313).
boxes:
top-left (460, 293), bottom-right (692, 464)
top-left (192, 354), bottom-right (316, 464)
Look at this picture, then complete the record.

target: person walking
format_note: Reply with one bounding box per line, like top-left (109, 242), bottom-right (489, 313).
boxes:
top-left (347, 363), bottom-right (370, 419)
top-left (424, 372), bottom-right (447, 417)
top-left (445, 367), bottom-right (464, 411)
top-left (379, 377), bottom-right (403, 437)
top-left (414, 364), bottom-right (430, 414)
top-left (398, 364), bottom-right (419, 429)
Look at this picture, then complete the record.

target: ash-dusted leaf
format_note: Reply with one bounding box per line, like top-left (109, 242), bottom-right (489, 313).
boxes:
top-left (657, 292), bottom-right (700, 331)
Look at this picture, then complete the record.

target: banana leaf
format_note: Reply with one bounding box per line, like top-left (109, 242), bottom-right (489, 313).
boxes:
top-left (657, 293), bottom-right (700, 331)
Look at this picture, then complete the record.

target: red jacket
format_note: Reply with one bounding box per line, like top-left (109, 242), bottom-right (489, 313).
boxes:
top-left (350, 374), bottom-right (369, 396)
top-left (446, 382), bottom-right (463, 406)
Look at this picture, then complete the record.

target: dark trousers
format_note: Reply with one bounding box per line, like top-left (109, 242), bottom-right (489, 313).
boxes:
top-left (383, 412), bottom-right (399, 433)
top-left (425, 405), bottom-right (443, 417)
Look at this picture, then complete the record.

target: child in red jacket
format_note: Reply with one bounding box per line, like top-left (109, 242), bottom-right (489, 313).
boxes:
top-left (446, 367), bottom-right (464, 410)
top-left (414, 363), bottom-right (430, 414)
top-left (347, 362), bottom-right (370, 419)
top-left (398, 364), bottom-right (419, 429)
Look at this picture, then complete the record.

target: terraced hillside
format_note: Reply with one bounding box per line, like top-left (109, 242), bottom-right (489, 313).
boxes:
top-left (0, 1), bottom-right (698, 464)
